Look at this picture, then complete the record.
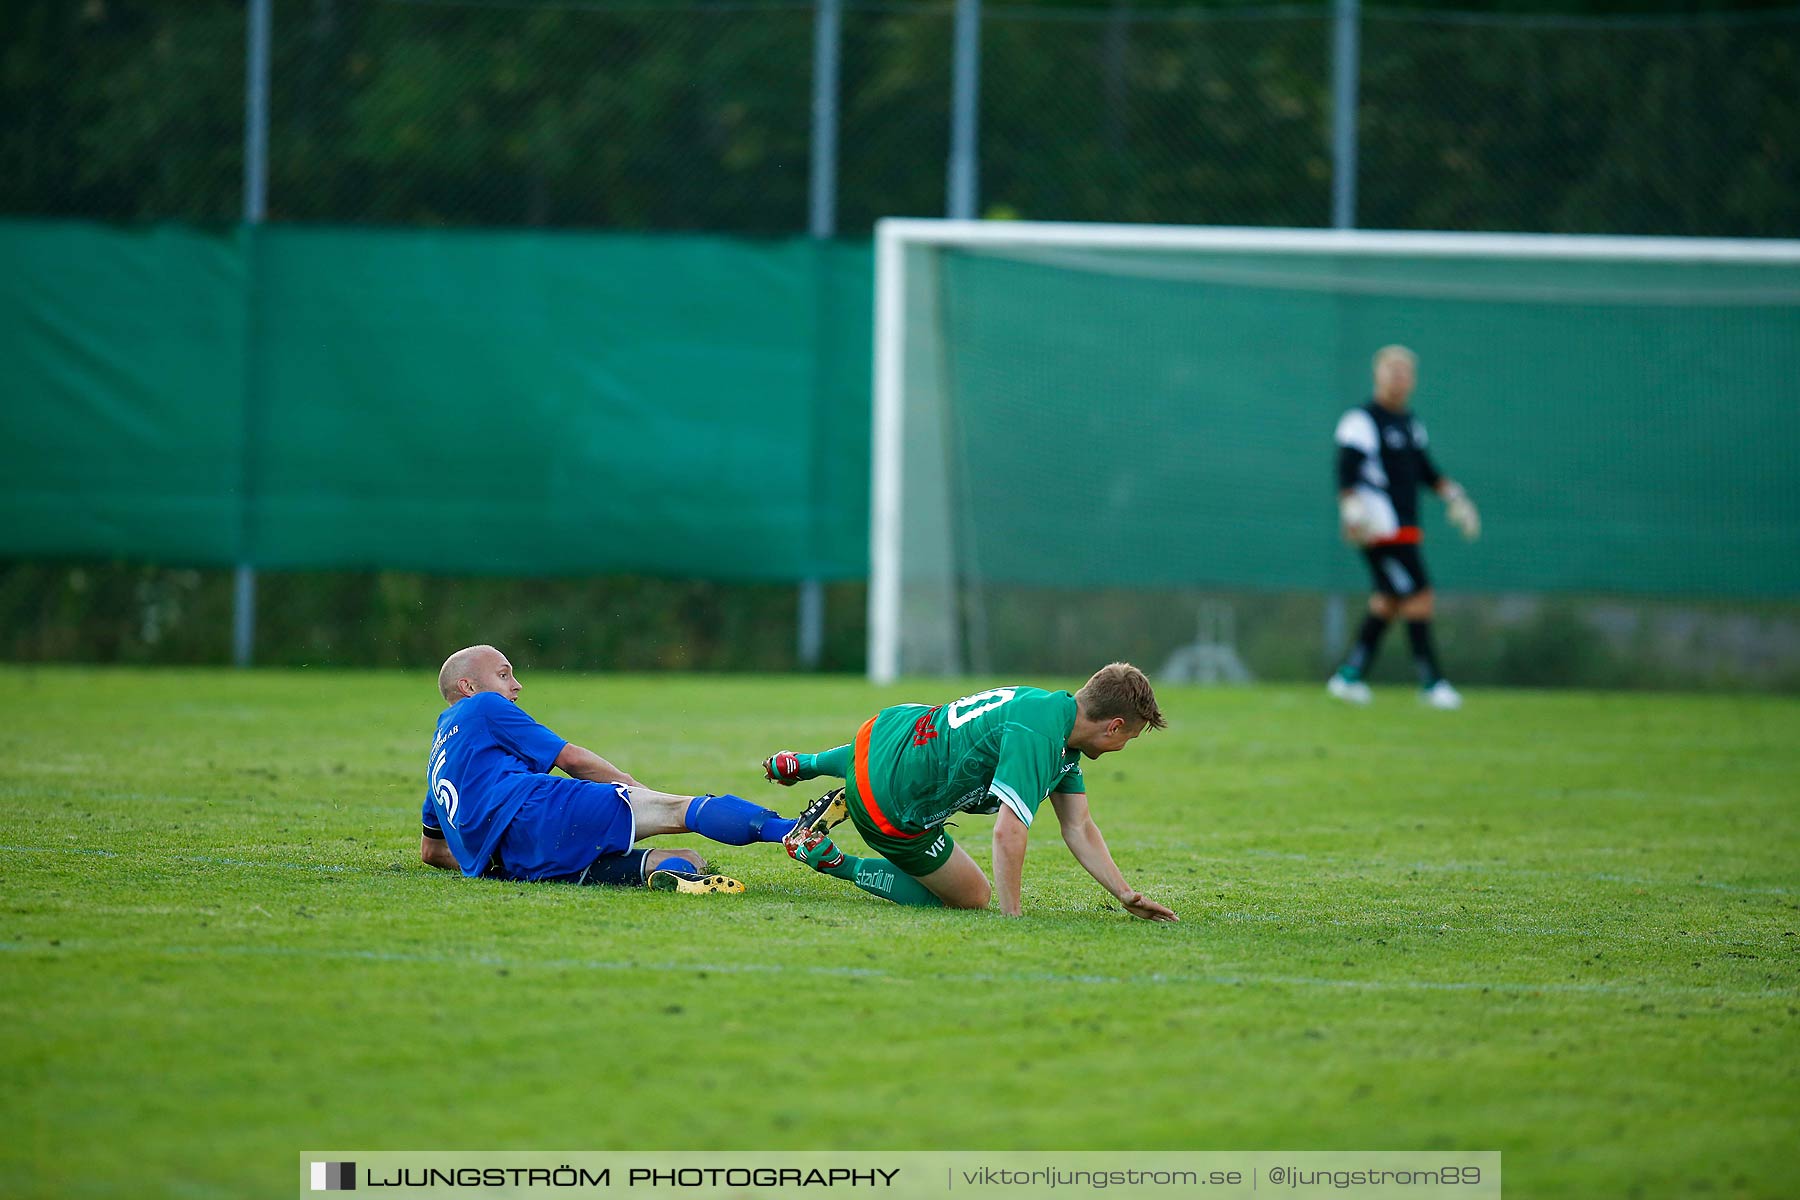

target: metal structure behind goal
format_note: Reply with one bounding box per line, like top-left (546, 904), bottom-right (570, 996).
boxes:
top-left (1160, 600), bottom-right (1254, 685)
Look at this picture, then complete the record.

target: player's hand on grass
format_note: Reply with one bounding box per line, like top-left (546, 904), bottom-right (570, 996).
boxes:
top-left (1118, 892), bottom-right (1178, 922)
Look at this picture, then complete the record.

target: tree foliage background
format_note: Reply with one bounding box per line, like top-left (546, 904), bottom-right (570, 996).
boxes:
top-left (4, 0), bottom-right (1795, 235)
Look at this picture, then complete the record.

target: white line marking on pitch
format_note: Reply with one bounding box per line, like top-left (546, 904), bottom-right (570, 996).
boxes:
top-left (0, 939), bottom-right (1787, 1003)
top-left (2, 843), bottom-right (1788, 895)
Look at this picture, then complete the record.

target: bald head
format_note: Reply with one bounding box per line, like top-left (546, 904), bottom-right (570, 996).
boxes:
top-left (1372, 344), bottom-right (1417, 411)
top-left (438, 644), bottom-right (520, 704)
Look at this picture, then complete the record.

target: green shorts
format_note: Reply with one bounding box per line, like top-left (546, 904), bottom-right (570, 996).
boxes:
top-left (844, 793), bottom-right (955, 877)
top-left (842, 711), bottom-right (957, 877)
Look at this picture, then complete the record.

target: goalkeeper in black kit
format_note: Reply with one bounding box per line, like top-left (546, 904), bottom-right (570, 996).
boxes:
top-left (1327, 345), bottom-right (1481, 709)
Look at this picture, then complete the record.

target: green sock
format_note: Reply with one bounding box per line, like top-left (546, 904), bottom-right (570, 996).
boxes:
top-left (800, 744), bottom-right (852, 779)
top-left (819, 852), bottom-right (942, 907)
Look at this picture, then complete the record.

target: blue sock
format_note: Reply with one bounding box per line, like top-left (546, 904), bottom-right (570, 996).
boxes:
top-left (684, 793), bottom-right (795, 845)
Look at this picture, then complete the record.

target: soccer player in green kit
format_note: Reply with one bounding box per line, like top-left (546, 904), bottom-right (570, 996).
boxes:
top-left (762, 663), bottom-right (1177, 921)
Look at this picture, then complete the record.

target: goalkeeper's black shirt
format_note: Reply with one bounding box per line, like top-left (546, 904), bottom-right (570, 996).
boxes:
top-left (1335, 400), bottom-right (1443, 531)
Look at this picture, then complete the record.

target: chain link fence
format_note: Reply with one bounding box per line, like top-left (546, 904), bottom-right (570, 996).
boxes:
top-left (980, 7), bottom-right (1335, 227)
top-left (268, 0), bottom-right (819, 230)
top-left (4, 0), bottom-right (1796, 236)
top-left (0, 1), bottom-right (247, 223)
top-left (1359, 8), bottom-right (1800, 235)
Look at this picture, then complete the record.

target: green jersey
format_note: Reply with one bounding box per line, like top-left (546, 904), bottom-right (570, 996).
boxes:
top-left (855, 685), bottom-right (1086, 833)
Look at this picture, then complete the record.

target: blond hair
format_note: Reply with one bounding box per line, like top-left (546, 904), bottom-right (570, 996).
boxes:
top-left (1076, 662), bottom-right (1166, 730)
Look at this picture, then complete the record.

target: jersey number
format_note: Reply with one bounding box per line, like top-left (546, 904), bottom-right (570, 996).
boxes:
top-left (430, 749), bottom-right (461, 827)
top-left (946, 687), bottom-right (1017, 729)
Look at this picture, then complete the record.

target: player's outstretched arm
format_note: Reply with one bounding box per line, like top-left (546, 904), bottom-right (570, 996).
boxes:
top-left (1049, 792), bottom-right (1178, 922)
top-left (992, 805), bottom-right (1030, 917)
top-left (420, 833), bottom-right (458, 871)
top-left (555, 742), bottom-right (642, 788)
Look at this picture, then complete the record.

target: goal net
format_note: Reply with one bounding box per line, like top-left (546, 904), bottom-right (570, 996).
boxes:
top-left (867, 220), bottom-right (1800, 683)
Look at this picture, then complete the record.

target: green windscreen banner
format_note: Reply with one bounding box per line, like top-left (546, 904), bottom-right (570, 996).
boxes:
top-left (1, 222), bottom-right (248, 564)
top-left (5, 221), bottom-right (1799, 596)
top-left (0, 221), bottom-right (871, 580)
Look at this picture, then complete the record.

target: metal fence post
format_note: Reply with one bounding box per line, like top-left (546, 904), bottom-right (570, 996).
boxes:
top-left (234, 0), bottom-right (272, 668)
top-left (947, 0), bottom-right (982, 220)
top-left (799, 0), bottom-right (843, 671)
top-left (809, 0), bottom-right (841, 244)
top-left (1331, 0), bottom-right (1360, 231)
top-left (1325, 0), bottom-right (1361, 663)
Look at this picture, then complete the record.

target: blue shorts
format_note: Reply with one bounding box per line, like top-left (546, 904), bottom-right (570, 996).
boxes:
top-left (490, 779), bottom-right (636, 882)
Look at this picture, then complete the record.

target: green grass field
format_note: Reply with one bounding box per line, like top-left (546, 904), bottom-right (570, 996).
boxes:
top-left (1, 667), bottom-right (1795, 1199)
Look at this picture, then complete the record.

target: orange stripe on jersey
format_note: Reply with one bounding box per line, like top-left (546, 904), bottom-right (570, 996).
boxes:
top-left (852, 715), bottom-right (921, 840)
top-left (1372, 526), bottom-right (1423, 546)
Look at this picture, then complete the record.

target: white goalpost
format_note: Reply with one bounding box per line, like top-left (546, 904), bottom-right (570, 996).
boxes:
top-left (866, 218), bottom-right (1800, 684)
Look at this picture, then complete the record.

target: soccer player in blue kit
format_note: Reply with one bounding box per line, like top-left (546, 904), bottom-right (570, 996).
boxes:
top-left (420, 644), bottom-right (800, 894)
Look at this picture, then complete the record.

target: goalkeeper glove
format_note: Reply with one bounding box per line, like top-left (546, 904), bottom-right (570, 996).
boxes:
top-left (1442, 482), bottom-right (1481, 541)
top-left (1339, 492), bottom-right (1376, 545)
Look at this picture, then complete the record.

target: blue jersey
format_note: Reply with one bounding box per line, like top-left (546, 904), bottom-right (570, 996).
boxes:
top-left (422, 691), bottom-right (569, 877)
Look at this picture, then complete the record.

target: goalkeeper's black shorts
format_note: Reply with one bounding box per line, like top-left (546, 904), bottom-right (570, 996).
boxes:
top-left (1362, 543), bottom-right (1430, 598)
